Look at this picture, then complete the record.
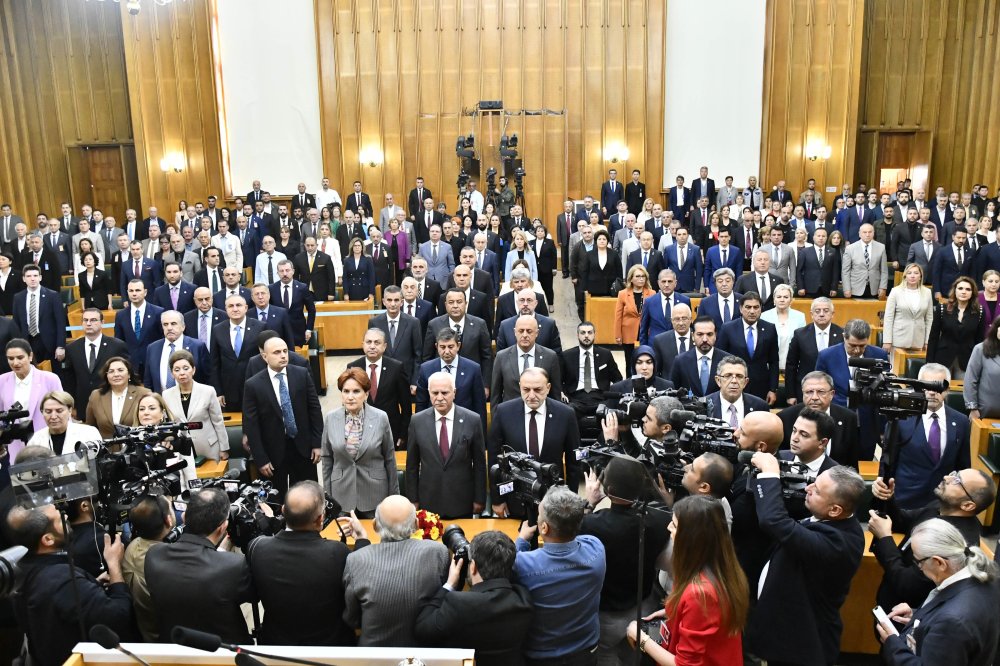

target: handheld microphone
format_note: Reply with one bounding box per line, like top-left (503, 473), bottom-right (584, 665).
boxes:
top-left (89, 624), bottom-right (152, 666)
top-left (224, 468), bottom-right (242, 480)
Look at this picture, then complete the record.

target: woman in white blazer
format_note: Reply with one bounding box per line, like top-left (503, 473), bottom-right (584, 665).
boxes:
top-left (882, 263), bottom-right (934, 353)
top-left (25, 390), bottom-right (103, 456)
top-left (161, 349), bottom-right (229, 462)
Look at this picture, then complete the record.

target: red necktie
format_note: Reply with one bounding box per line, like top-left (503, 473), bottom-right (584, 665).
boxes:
top-left (702, 210), bottom-right (707, 226)
top-left (369, 363), bottom-right (378, 400)
top-left (439, 416), bottom-right (450, 459)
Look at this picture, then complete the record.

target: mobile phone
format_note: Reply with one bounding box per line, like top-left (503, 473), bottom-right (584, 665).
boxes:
top-left (872, 606), bottom-right (899, 636)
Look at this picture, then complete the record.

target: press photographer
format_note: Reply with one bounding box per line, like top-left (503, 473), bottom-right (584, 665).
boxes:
top-left (121, 494), bottom-right (175, 641)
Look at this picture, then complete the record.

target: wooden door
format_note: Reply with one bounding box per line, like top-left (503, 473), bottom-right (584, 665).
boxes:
top-left (86, 147), bottom-right (126, 216)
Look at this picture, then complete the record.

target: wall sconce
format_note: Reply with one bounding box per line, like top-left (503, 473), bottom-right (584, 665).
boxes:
top-left (604, 143), bottom-right (630, 164)
top-left (359, 147), bottom-right (384, 168)
top-left (159, 153), bottom-right (185, 173)
top-left (804, 142), bottom-right (832, 161)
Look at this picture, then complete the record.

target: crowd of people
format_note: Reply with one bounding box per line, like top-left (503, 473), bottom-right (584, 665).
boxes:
top-left (2, 170), bottom-right (1000, 665)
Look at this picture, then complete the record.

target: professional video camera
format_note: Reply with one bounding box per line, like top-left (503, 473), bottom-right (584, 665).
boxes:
top-left (737, 450), bottom-right (816, 500)
top-left (457, 169), bottom-right (471, 198)
top-left (0, 402), bottom-right (31, 452)
top-left (485, 167), bottom-right (497, 197)
top-left (848, 357), bottom-right (944, 418)
top-left (643, 413), bottom-right (739, 491)
top-left (183, 472), bottom-right (281, 549)
top-left (490, 448), bottom-right (563, 506)
top-left (596, 379), bottom-right (693, 428)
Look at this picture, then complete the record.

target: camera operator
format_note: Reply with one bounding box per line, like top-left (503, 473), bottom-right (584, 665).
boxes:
top-left (414, 530), bottom-right (534, 666)
top-left (514, 486), bottom-right (606, 666)
top-left (579, 455), bottom-right (670, 666)
top-left (122, 494), bottom-right (175, 641)
top-left (743, 452), bottom-right (865, 666)
top-left (780, 408), bottom-right (840, 520)
top-left (247, 480), bottom-right (370, 646)
top-left (494, 176), bottom-right (515, 220)
top-left (7, 500), bottom-right (132, 665)
top-left (145, 487), bottom-right (255, 644)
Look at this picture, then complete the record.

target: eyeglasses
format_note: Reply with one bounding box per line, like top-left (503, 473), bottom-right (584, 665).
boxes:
top-left (912, 554), bottom-right (934, 569)
top-left (946, 471), bottom-right (977, 507)
top-left (716, 373), bottom-right (747, 382)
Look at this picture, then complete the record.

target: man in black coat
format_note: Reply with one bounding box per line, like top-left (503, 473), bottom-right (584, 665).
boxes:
top-left (0, 315), bottom-right (20, 373)
top-left (422, 290), bottom-right (493, 388)
top-left (293, 236), bottom-right (339, 302)
top-left (348, 329), bottom-right (412, 449)
top-left (778, 370), bottom-right (860, 469)
top-left (21, 233), bottom-right (62, 291)
top-left (744, 454), bottom-right (865, 666)
top-left (368, 286), bottom-right (422, 385)
top-left (145, 488), bottom-right (254, 644)
top-left (62, 308), bottom-right (129, 417)
top-left (414, 530), bottom-right (533, 666)
top-left (246, 481), bottom-right (370, 646)
top-left (561, 321), bottom-right (622, 416)
top-left (184, 287), bottom-right (227, 353)
top-left (270, 260), bottom-right (317, 347)
top-left (441, 264), bottom-right (495, 334)
top-left (243, 337), bottom-right (324, 498)
top-left (210, 295), bottom-right (265, 411)
top-left (784, 299), bottom-right (844, 404)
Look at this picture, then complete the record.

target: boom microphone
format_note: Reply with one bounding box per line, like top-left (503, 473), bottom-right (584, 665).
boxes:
top-left (171, 626), bottom-right (222, 652)
top-left (89, 624), bottom-right (152, 666)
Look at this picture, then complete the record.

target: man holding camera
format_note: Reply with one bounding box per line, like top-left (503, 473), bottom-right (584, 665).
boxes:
top-left (145, 487), bottom-right (255, 645)
top-left (415, 530), bottom-right (534, 665)
top-left (122, 495), bottom-right (175, 641)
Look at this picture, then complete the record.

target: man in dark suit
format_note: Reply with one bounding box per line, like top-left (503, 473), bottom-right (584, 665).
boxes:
top-left (448, 246), bottom-right (496, 297)
top-left (837, 193), bottom-right (875, 243)
top-left (716, 293), bottom-right (779, 404)
top-left (120, 241), bottom-right (161, 294)
top-left (345, 181), bottom-right (374, 219)
top-left (735, 251), bottom-right (785, 311)
top-left (662, 227), bottom-right (702, 294)
top-left (138, 207), bottom-right (167, 241)
top-left (652, 303), bottom-right (693, 381)
top-left (213, 266), bottom-right (252, 311)
top-left (405, 370), bottom-right (485, 518)
top-left (407, 256), bottom-right (444, 311)
top-left (600, 168), bottom-right (625, 217)
top-left (698, 269), bottom-right (742, 331)
top-left (293, 236), bottom-right (339, 302)
top-left (469, 234), bottom-right (501, 294)
top-left (13, 264), bottom-right (66, 363)
top-left (487, 367), bottom-right (580, 519)
top-left (21, 233), bottom-right (62, 291)
top-left (247, 284), bottom-right (295, 349)
top-left (670, 316), bottom-right (732, 398)
top-left (145, 488), bottom-right (254, 644)
top-left (243, 336), bottom-right (323, 497)
top-left (142, 310), bottom-right (211, 394)
top-left (706, 355), bottom-right (769, 425)
top-left (184, 287), bottom-right (227, 353)
top-left (701, 229), bottom-right (743, 293)
top-left (442, 264), bottom-right (494, 334)
top-left (668, 176), bottom-right (691, 224)
top-left (211, 295), bottom-right (265, 411)
top-left (422, 289), bottom-right (493, 387)
top-left (400, 277), bottom-right (436, 334)
top-left (778, 370), bottom-right (859, 469)
top-left (495, 290), bottom-right (561, 354)
top-left (784, 299), bottom-right (844, 404)
top-left (932, 227), bottom-right (975, 298)
top-left (414, 198), bottom-right (443, 246)
top-left (407, 178), bottom-right (432, 222)
top-left (638, 269), bottom-right (692, 346)
top-left (744, 454), bottom-right (865, 666)
top-left (245, 181), bottom-right (264, 208)
top-left (113, 280), bottom-right (164, 375)
top-left (150, 262), bottom-right (196, 313)
top-left (415, 328), bottom-right (487, 434)
top-left (414, 531), bottom-right (533, 666)
top-left (625, 232), bottom-right (664, 281)
top-left (289, 182), bottom-right (316, 215)
top-left (193, 246), bottom-right (226, 294)
top-left (690, 166), bottom-right (716, 209)
top-left (271, 260), bottom-right (316, 348)
top-left (348, 329), bottom-right (412, 449)
top-left (796, 229), bottom-right (840, 298)
top-left (42, 219), bottom-right (73, 274)
top-left (490, 316), bottom-right (561, 411)
top-left (56, 202), bottom-right (81, 236)
top-left (494, 273), bottom-right (549, 323)
top-left (556, 200), bottom-right (577, 278)
top-left (62, 308), bottom-right (128, 417)
top-left (246, 481), bottom-right (370, 646)
top-left (624, 169), bottom-right (646, 215)
top-left (368, 285), bottom-right (421, 385)
top-left (561, 321), bottom-right (622, 417)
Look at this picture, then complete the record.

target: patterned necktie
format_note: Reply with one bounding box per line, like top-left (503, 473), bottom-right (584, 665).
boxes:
top-left (267, 255), bottom-right (274, 282)
top-left (165, 343), bottom-right (176, 388)
top-left (369, 363), bottom-right (379, 400)
top-left (28, 292), bottom-right (38, 336)
top-left (864, 245), bottom-right (870, 268)
top-left (199, 313), bottom-right (209, 344)
top-left (700, 356), bottom-right (710, 394)
top-left (729, 404), bottom-right (739, 428)
top-left (277, 372), bottom-right (298, 437)
top-left (439, 416), bottom-right (450, 459)
top-left (134, 309), bottom-right (141, 338)
top-left (723, 298), bottom-right (731, 322)
top-left (678, 336), bottom-right (687, 353)
top-left (583, 351), bottom-right (593, 391)
top-left (928, 413), bottom-right (941, 463)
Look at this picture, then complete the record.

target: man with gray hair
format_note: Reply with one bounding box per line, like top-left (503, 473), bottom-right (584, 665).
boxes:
top-left (495, 267), bottom-right (549, 322)
top-left (495, 288), bottom-right (562, 353)
top-left (343, 495), bottom-right (449, 646)
top-left (784, 296), bottom-right (843, 404)
top-left (513, 485), bottom-right (605, 665)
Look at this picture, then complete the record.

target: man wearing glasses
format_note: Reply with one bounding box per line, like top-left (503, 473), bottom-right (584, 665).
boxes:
top-left (705, 355), bottom-right (768, 427)
top-left (867, 464), bottom-right (993, 621)
top-left (777, 370), bottom-right (860, 470)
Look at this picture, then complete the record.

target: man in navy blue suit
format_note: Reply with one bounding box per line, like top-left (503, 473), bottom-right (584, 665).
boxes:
top-left (706, 355), bottom-right (769, 426)
top-left (626, 232), bottom-right (664, 284)
top-left (150, 262), bottom-right (196, 313)
top-left (697, 268), bottom-right (742, 331)
top-left (662, 226), bottom-right (702, 294)
top-left (815, 318), bottom-right (889, 460)
top-left (668, 175), bottom-right (691, 224)
top-left (717, 293), bottom-right (779, 404)
top-left (184, 287), bottom-right (227, 353)
top-left (690, 166), bottom-right (716, 210)
top-left (13, 264), bottom-right (67, 362)
top-left (471, 233), bottom-right (500, 296)
top-left (120, 240), bottom-right (161, 295)
top-left (247, 284), bottom-right (295, 349)
top-left (670, 316), bottom-right (732, 398)
top-left (113, 279), bottom-right (164, 375)
top-left (638, 269), bottom-right (691, 346)
top-left (270, 260), bottom-right (316, 347)
top-left (932, 227), bottom-right (975, 299)
top-left (702, 228), bottom-right (743, 294)
top-left (400, 276), bottom-right (435, 335)
top-left (143, 309), bottom-right (210, 393)
top-left (213, 266), bottom-right (252, 311)
top-left (415, 328), bottom-right (486, 434)
top-left (599, 168), bottom-right (625, 217)
top-left (495, 289), bottom-right (561, 353)
top-left (886, 363), bottom-right (971, 508)
top-left (836, 192), bottom-right (874, 243)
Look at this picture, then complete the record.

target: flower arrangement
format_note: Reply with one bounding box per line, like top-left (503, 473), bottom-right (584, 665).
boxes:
top-left (412, 509), bottom-right (443, 541)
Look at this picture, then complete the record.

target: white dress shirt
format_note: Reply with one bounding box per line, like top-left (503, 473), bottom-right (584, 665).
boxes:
top-left (111, 389), bottom-right (127, 425)
top-left (436, 405), bottom-right (455, 450)
top-left (576, 348), bottom-right (597, 391)
top-left (12, 370), bottom-right (33, 417)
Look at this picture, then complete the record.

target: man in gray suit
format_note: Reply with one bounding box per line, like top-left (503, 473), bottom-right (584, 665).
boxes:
top-left (490, 315), bottom-right (562, 411)
top-left (378, 193), bottom-right (404, 229)
top-left (842, 223), bottom-right (888, 299)
top-left (97, 215), bottom-right (125, 258)
top-left (419, 224), bottom-right (455, 287)
top-left (343, 495), bottom-right (449, 646)
top-left (763, 226), bottom-right (797, 291)
top-left (905, 224), bottom-right (939, 286)
top-left (71, 218), bottom-right (103, 259)
top-left (405, 371), bottom-right (486, 518)
top-left (368, 285), bottom-right (422, 386)
top-left (164, 234), bottom-right (202, 284)
top-left (0, 203), bottom-right (24, 246)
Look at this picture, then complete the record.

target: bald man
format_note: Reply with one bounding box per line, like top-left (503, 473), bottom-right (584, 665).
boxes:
top-left (729, 411), bottom-right (785, 591)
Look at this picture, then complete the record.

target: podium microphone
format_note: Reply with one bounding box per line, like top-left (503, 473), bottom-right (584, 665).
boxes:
top-left (172, 626), bottom-right (337, 666)
top-left (89, 625), bottom-right (152, 666)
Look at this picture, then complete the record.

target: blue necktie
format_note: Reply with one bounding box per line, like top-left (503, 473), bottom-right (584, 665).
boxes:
top-left (134, 309), bottom-right (141, 339)
top-left (233, 325), bottom-right (243, 355)
top-left (700, 356), bottom-right (710, 394)
top-left (277, 372), bottom-right (298, 437)
top-left (165, 343), bottom-right (176, 388)
top-left (746, 325), bottom-right (755, 356)
top-left (723, 298), bottom-right (731, 322)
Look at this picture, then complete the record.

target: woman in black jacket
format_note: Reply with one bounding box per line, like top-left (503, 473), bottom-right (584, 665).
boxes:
top-left (927, 276), bottom-right (983, 378)
top-left (530, 222), bottom-right (557, 306)
top-left (579, 229), bottom-right (622, 298)
top-left (77, 251), bottom-right (112, 310)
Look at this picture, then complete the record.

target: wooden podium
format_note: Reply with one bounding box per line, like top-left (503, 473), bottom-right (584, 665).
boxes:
top-left (68, 644), bottom-right (474, 665)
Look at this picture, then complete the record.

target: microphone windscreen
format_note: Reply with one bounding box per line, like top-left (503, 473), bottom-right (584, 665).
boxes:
top-left (171, 626), bottom-right (222, 652)
top-left (847, 356), bottom-right (884, 369)
top-left (737, 450), bottom-right (756, 464)
top-left (224, 469), bottom-right (242, 480)
top-left (89, 624), bottom-right (119, 650)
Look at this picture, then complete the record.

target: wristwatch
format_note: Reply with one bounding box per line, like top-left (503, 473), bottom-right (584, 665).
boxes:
top-left (966, 402), bottom-right (978, 410)
top-left (638, 633), bottom-right (649, 653)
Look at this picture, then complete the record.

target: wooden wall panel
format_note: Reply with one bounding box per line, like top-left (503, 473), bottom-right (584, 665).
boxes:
top-left (315, 0), bottom-right (666, 230)
top-left (858, 0), bottom-right (1000, 191)
top-left (0, 0), bottom-right (130, 217)
top-left (120, 0), bottom-right (224, 216)
top-left (760, 0), bottom-right (865, 197)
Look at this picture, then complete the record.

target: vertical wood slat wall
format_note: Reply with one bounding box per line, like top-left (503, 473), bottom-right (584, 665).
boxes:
top-left (857, 0), bottom-right (1000, 191)
top-left (0, 0), bottom-right (130, 216)
top-left (315, 0), bottom-right (666, 228)
top-left (760, 0), bottom-right (866, 195)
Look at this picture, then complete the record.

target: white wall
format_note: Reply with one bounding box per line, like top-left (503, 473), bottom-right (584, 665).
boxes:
top-left (215, 0), bottom-right (324, 196)
top-left (662, 0), bottom-right (766, 188)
